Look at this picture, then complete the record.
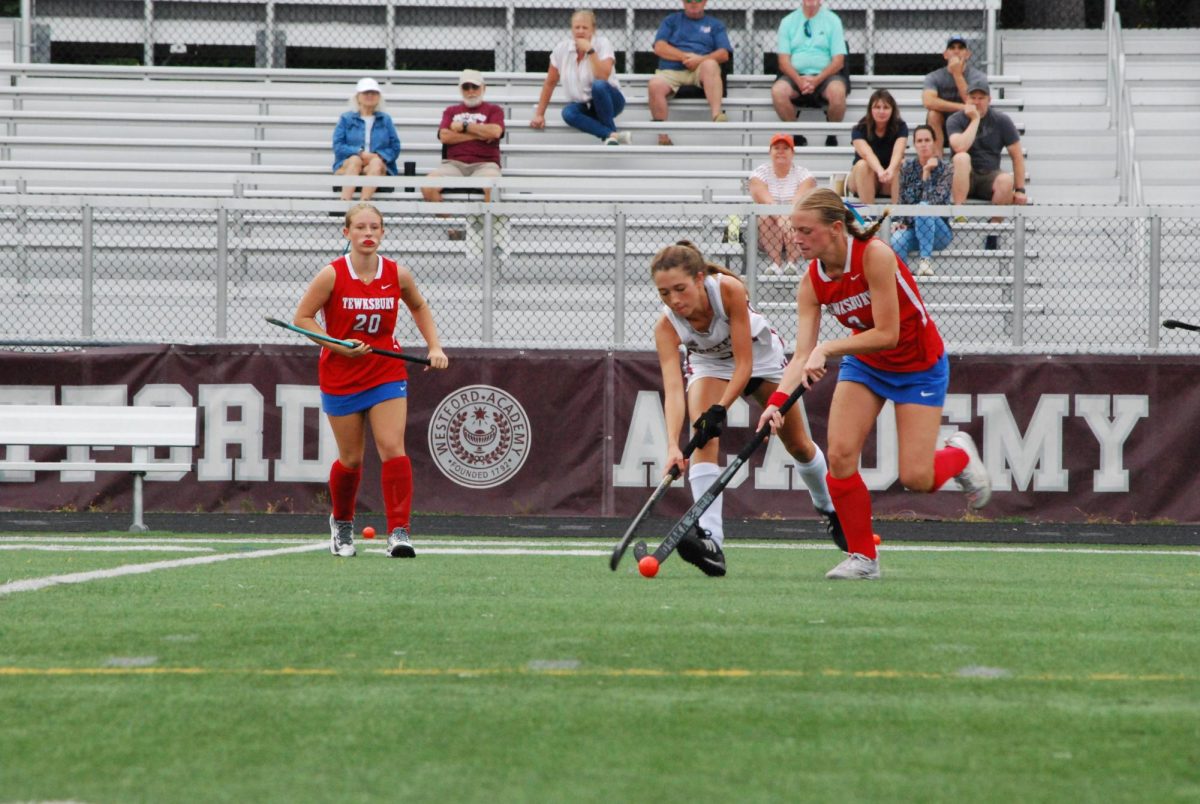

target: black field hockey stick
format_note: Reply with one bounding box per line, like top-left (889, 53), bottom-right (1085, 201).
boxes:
top-left (1162, 319), bottom-right (1200, 332)
top-left (265, 317), bottom-right (432, 365)
top-left (646, 384), bottom-right (807, 567)
top-left (609, 426), bottom-right (710, 571)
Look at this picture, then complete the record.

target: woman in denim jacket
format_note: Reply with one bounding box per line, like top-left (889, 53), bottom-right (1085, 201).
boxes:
top-left (332, 77), bottom-right (402, 203)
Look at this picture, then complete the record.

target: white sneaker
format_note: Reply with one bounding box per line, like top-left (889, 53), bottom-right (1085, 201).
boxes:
top-left (329, 515), bottom-right (356, 557)
top-left (825, 553), bottom-right (880, 580)
top-left (782, 260), bottom-right (799, 275)
top-left (614, 130), bottom-right (632, 145)
top-left (604, 134), bottom-right (619, 146)
top-left (947, 431), bottom-right (991, 508)
top-left (766, 262), bottom-right (785, 276)
top-left (916, 258), bottom-right (934, 277)
top-left (386, 526), bottom-right (416, 559)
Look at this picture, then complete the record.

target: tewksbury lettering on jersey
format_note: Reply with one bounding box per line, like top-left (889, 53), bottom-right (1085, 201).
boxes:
top-left (341, 297), bottom-right (396, 311)
top-left (827, 290), bottom-right (872, 318)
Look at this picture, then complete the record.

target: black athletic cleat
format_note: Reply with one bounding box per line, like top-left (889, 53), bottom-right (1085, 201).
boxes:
top-left (817, 507), bottom-right (848, 552)
top-left (676, 527), bottom-right (727, 577)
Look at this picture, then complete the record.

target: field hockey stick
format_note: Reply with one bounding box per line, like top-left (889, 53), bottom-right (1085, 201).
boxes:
top-left (609, 426), bottom-right (709, 571)
top-left (264, 317), bottom-right (432, 365)
top-left (646, 384), bottom-right (807, 566)
top-left (1162, 319), bottom-right (1200, 332)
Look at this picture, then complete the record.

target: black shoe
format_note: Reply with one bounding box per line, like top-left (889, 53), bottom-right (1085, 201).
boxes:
top-left (984, 234), bottom-right (999, 251)
top-left (825, 135), bottom-right (839, 147)
top-left (817, 507), bottom-right (848, 552)
top-left (795, 134), bottom-right (808, 147)
top-left (676, 527), bottom-right (727, 577)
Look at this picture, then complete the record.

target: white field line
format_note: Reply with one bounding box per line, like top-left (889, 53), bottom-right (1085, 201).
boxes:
top-left (0, 542), bottom-right (325, 596)
top-left (0, 545), bottom-right (214, 553)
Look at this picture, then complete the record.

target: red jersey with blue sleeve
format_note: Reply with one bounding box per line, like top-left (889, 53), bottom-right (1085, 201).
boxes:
top-left (806, 235), bottom-right (944, 372)
top-left (318, 254), bottom-right (409, 395)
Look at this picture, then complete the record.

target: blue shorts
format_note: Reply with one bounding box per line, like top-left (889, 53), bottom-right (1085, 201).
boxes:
top-left (837, 353), bottom-right (948, 407)
top-left (321, 381), bottom-right (408, 416)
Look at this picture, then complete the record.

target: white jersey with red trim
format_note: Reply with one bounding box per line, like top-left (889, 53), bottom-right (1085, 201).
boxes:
top-left (664, 274), bottom-right (789, 385)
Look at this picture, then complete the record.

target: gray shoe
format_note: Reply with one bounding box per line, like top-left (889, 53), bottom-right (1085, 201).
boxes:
top-left (329, 515), bottom-right (356, 558)
top-left (386, 526), bottom-right (416, 558)
top-left (825, 553), bottom-right (880, 580)
top-left (947, 431), bottom-right (992, 509)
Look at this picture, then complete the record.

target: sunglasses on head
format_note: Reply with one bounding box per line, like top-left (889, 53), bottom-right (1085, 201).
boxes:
top-left (460, 83), bottom-right (481, 91)
top-left (804, 19), bottom-right (812, 37)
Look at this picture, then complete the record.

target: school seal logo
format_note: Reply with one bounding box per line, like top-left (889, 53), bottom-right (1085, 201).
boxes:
top-left (428, 385), bottom-right (531, 488)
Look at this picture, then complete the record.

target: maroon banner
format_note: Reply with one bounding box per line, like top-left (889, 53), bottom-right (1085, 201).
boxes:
top-left (1, 347), bottom-right (1195, 522)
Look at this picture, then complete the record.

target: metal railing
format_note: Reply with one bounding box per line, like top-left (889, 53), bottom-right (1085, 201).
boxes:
top-left (1107, 6), bottom-right (1143, 206)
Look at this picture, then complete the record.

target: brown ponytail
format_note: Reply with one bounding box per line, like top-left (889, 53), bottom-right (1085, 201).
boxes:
top-left (650, 239), bottom-right (743, 282)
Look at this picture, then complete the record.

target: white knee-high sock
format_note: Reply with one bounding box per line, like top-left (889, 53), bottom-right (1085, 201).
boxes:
top-left (795, 445), bottom-right (834, 511)
top-left (688, 462), bottom-right (724, 547)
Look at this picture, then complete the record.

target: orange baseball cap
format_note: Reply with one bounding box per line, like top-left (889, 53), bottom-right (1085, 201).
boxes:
top-left (770, 133), bottom-right (794, 149)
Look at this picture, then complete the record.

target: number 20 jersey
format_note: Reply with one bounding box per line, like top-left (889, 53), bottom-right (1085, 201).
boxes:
top-left (806, 235), bottom-right (944, 373)
top-left (319, 254), bottom-right (409, 395)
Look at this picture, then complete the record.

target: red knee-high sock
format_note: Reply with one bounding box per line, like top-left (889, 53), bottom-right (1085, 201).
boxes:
top-left (931, 446), bottom-right (970, 491)
top-left (825, 471), bottom-right (876, 559)
top-left (381, 456), bottom-right (413, 533)
top-left (329, 460), bottom-right (361, 522)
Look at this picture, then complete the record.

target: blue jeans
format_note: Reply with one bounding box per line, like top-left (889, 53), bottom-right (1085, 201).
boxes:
top-left (891, 211), bottom-right (954, 259)
top-left (561, 81), bottom-right (626, 140)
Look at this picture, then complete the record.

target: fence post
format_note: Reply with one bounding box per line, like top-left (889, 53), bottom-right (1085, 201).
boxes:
top-left (81, 204), bottom-right (93, 337)
top-left (614, 210), bottom-right (626, 347)
top-left (216, 207), bottom-right (229, 339)
top-left (143, 0), bottom-right (153, 67)
top-left (864, 8), bottom-right (875, 76)
top-left (482, 208), bottom-right (494, 344)
top-left (1011, 212), bottom-right (1025, 348)
top-left (1148, 213), bottom-right (1161, 349)
top-left (744, 210), bottom-right (758, 303)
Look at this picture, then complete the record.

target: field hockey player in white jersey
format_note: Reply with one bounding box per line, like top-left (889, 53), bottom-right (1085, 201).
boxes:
top-left (652, 241), bottom-right (844, 576)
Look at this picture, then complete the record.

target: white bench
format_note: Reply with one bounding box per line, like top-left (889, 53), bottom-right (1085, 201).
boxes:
top-left (0, 404), bottom-right (198, 532)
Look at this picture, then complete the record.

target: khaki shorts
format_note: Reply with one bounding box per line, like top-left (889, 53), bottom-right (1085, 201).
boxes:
top-left (430, 160), bottom-right (502, 178)
top-left (655, 68), bottom-right (704, 92)
top-left (967, 169), bottom-right (1001, 201)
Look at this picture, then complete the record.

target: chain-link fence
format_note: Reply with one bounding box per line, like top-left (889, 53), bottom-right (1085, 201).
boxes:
top-left (2, 199), bottom-right (1198, 354)
top-left (28, 0), bottom-right (999, 75)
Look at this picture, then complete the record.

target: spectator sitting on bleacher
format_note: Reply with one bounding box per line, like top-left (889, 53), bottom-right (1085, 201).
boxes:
top-left (922, 35), bottom-right (988, 153)
top-left (531, 9), bottom-right (630, 146)
top-left (647, 0), bottom-right (733, 146)
top-left (422, 69), bottom-right (505, 205)
top-left (771, 0), bottom-right (848, 147)
top-left (946, 79), bottom-right (1026, 248)
top-left (748, 133), bottom-right (818, 275)
top-left (846, 88), bottom-right (907, 205)
top-left (332, 78), bottom-right (401, 203)
top-left (891, 124), bottom-right (954, 278)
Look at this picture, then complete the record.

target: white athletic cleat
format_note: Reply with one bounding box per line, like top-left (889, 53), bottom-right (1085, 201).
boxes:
top-left (824, 552), bottom-right (880, 580)
top-left (916, 258), bottom-right (934, 277)
top-left (329, 515), bottom-right (356, 557)
top-left (386, 526), bottom-right (416, 559)
top-left (947, 431), bottom-right (992, 509)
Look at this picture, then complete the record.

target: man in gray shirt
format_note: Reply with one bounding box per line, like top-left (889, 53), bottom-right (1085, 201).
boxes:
top-left (922, 35), bottom-right (988, 152)
top-left (947, 78), bottom-right (1027, 247)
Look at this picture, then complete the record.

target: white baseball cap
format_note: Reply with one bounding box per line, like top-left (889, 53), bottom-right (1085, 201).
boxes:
top-left (355, 77), bottom-right (381, 94)
top-left (458, 69), bottom-right (485, 88)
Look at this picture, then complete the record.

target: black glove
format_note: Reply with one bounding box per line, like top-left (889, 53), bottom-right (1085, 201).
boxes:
top-left (691, 404), bottom-right (726, 447)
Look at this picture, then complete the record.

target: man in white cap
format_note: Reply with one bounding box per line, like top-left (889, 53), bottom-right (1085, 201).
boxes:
top-left (332, 76), bottom-right (401, 202)
top-left (422, 69), bottom-right (505, 205)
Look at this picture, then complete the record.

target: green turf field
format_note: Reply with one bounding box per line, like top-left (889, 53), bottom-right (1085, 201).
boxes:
top-left (2, 534), bottom-right (1198, 803)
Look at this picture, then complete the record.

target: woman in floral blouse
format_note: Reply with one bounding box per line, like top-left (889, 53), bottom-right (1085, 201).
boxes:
top-left (891, 124), bottom-right (954, 277)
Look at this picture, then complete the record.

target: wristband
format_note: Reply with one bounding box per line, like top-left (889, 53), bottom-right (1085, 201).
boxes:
top-left (767, 391), bottom-right (790, 409)
top-left (1014, 188), bottom-right (1026, 194)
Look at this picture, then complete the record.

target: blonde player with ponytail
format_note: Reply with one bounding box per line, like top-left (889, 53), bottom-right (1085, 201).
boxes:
top-left (651, 240), bottom-right (843, 577)
top-left (758, 189), bottom-right (990, 580)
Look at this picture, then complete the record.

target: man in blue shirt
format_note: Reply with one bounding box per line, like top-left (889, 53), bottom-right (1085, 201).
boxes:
top-left (771, 0), bottom-right (848, 147)
top-left (647, 0), bottom-right (733, 146)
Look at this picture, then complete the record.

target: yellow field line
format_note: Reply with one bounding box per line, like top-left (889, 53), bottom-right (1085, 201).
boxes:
top-left (0, 666), bottom-right (1194, 683)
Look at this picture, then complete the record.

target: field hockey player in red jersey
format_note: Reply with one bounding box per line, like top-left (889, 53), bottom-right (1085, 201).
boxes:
top-left (652, 240), bottom-right (844, 577)
top-left (294, 202), bottom-right (449, 559)
top-left (757, 188), bottom-right (990, 580)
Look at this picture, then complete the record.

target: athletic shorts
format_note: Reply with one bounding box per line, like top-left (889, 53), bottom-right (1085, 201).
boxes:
top-left (967, 169), bottom-right (1001, 201)
top-left (837, 353), bottom-right (948, 407)
top-left (321, 381), bottom-right (408, 416)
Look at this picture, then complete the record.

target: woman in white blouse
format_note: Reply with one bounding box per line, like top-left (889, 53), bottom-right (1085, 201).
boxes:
top-left (748, 133), bottom-right (818, 274)
top-left (530, 9), bottom-right (630, 145)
